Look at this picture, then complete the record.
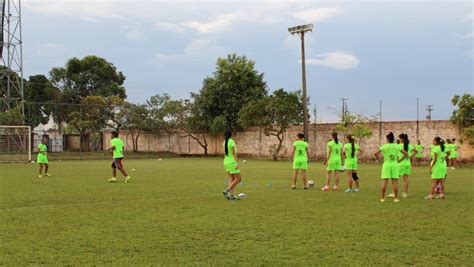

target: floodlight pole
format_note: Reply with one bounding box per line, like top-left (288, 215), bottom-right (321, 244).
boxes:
top-left (289, 24), bottom-right (313, 142)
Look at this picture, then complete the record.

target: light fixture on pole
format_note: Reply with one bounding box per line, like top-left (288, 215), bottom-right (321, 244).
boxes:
top-left (288, 23), bottom-right (313, 142)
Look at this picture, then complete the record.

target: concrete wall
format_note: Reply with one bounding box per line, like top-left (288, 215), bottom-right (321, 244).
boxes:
top-left (103, 120), bottom-right (473, 160)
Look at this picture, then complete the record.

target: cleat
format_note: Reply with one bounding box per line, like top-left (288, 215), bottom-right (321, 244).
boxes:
top-left (44, 173), bottom-right (50, 177)
top-left (332, 186), bottom-right (339, 191)
top-left (402, 193), bottom-right (408, 198)
top-left (387, 193), bottom-right (395, 198)
top-left (380, 199), bottom-right (385, 203)
top-left (394, 199), bottom-right (400, 203)
top-left (291, 186), bottom-right (296, 190)
top-left (354, 188), bottom-right (360, 192)
top-left (321, 186), bottom-right (330, 191)
top-left (108, 177), bottom-right (117, 183)
top-left (223, 191), bottom-right (231, 200)
top-left (125, 176), bottom-right (132, 183)
top-left (344, 188), bottom-right (353, 193)
top-left (424, 194), bottom-right (433, 200)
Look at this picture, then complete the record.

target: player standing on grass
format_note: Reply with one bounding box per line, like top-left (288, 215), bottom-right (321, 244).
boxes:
top-left (343, 135), bottom-right (362, 193)
top-left (222, 130), bottom-right (242, 200)
top-left (448, 138), bottom-right (459, 170)
top-left (426, 137), bottom-right (449, 200)
top-left (108, 131), bottom-right (132, 183)
top-left (290, 133), bottom-right (310, 190)
top-left (414, 140), bottom-right (424, 167)
top-left (375, 132), bottom-right (408, 203)
top-left (322, 132), bottom-right (343, 191)
top-left (37, 138), bottom-right (50, 178)
top-left (388, 134), bottom-right (417, 198)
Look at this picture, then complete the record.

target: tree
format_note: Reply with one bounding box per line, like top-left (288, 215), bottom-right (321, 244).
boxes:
top-left (49, 55), bottom-right (126, 103)
top-left (24, 75), bottom-right (60, 128)
top-left (116, 102), bottom-right (149, 152)
top-left (194, 54), bottom-right (267, 130)
top-left (239, 89), bottom-right (304, 160)
top-left (451, 94), bottom-right (474, 145)
top-left (0, 104), bottom-right (24, 125)
top-left (334, 112), bottom-right (374, 144)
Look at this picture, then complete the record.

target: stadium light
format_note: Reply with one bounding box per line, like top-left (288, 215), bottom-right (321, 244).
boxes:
top-left (288, 24), bottom-right (313, 142)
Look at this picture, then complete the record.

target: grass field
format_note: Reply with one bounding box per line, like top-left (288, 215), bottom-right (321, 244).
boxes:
top-left (1, 158), bottom-right (473, 265)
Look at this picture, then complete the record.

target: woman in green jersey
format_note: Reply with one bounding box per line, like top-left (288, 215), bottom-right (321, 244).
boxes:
top-left (389, 134), bottom-right (417, 198)
top-left (222, 130), bottom-right (242, 200)
top-left (290, 133), bottom-right (310, 189)
top-left (375, 132), bottom-right (408, 203)
top-left (445, 139), bottom-right (453, 168)
top-left (37, 138), bottom-right (50, 178)
top-left (343, 135), bottom-right (362, 193)
top-left (322, 132), bottom-right (343, 191)
top-left (427, 137), bottom-right (450, 200)
top-left (448, 138), bottom-right (459, 170)
top-left (414, 140), bottom-right (424, 167)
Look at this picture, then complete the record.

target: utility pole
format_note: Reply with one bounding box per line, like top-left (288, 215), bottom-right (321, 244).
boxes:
top-left (288, 24), bottom-right (313, 142)
top-left (416, 98), bottom-right (420, 141)
top-left (426, 105), bottom-right (434, 121)
top-left (340, 98), bottom-right (348, 123)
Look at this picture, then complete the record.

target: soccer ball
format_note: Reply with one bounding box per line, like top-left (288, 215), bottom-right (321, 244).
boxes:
top-left (238, 193), bottom-right (247, 199)
top-left (307, 180), bottom-right (315, 188)
top-left (242, 160), bottom-right (247, 164)
top-left (131, 168), bottom-right (136, 171)
top-left (158, 158), bottom-right (163, 162)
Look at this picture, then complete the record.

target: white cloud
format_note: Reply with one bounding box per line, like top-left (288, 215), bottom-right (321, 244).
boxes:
top-left (293, 8), bottom-right (342, 22)
top-left (305, 52), bottom-right (360, 69)
top-left (121, 25), bottom-right (147, 41)
top-left (183, 12), bottom-right (239, 34)
top-left (155, 38), bottom-right (227, 64)
top-left (155, 22), bottom-right (185, 33)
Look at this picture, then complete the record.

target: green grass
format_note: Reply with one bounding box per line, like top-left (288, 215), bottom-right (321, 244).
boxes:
top-left (1, 158), bottom-right (473, 265)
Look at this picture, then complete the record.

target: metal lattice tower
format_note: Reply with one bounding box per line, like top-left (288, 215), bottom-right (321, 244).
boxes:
top-left (0, 0), bottom-right (23, 113)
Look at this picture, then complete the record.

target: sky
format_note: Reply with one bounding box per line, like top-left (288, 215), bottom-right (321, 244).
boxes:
top-left (23, 0), bottom-right (473, 122)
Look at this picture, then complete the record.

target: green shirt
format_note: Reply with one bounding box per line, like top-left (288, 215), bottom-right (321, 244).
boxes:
top-left (415, 144), bottom-right (424, 156)
top-left (38, 143), bottom-right (47, 154)
top-left (445, 144), bottom-right (453, 154)
top-left (344, 143), bottom-right (359, 161)
top-left (398, 144), bottom-right (413, 166)
top-left (432, 146), bottom-right (446, 167)
top-left (223, 139), bottom-right (237, 164)
top-left (111, 138), bottom-right (124, 159)
top-left (293, 140), bottom-right (308, 160)
top-left (430, 144), bottom-right (435, 159)
top-left (327, 140), bottom-right (343, 162)
top-left (380, 143), bottom-right (400, 166)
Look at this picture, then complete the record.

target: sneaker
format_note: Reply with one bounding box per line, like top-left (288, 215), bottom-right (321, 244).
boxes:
top-left (387, 193), bottom-right (395, 198)
top-left (354, 188), bottom-right (360, 192)
top-left (38, 175), bottom-right (42, 178)
top-left (402, 193), bottom-right (408, 198)
top-left (345, 188), bottom-right (353, 193)
top-left (223, 191), bottom-right (231, 200)
top-left (230, 195), bottom-right (238, 200)
top-left (394, 199), bottom-right (400, 203)
top-left (304, 186), bottom-right (309, 190)
top-left (332, 186), bottom-right (339, 191)
top-left (291, 186), bottom-right (296, 190)
top-left (380, 199), bottom-right (385, 203)
top-left (125, 176), bottom-right (132, 183)
top-left (439, 194), bottom-right (445, 200)
top-left (108, 177), bottom-right (117, 182)
top-left (321, 186), bottom-right (330, 191)
top-left (424, 194), bottom-right (433, 200)
top-left (44, 173), bottom-right (50, 177)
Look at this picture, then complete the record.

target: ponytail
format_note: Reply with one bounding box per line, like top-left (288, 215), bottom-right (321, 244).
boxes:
top-left (434, 136), bottom-right (445, 152)
top-left (399, 134), bottom-right (409, 153)
top-left (224, 130), bottom-right (232, 156)
top-left (332, 132), bottom-right (339, 144)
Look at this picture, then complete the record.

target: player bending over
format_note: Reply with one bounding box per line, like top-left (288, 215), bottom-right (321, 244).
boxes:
top-left (290, 133), bottom-right (310, 190)
top-left (222, 130), bottom-right (242, 200)
top-left (37, 138), bottom-right (50, 178)
top-left (108, 131), bottom-right (132, 183)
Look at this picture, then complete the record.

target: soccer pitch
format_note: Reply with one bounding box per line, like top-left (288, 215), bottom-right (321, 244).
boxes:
top-left (1, 158), bottom-right (473, 265)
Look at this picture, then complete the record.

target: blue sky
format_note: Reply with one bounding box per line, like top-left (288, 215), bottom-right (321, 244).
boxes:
top-left (24, 0), bottom-right (472, 122)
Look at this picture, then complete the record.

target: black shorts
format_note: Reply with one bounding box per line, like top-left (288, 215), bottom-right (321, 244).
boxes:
top-left (111, 158), bottom-right (123, 169)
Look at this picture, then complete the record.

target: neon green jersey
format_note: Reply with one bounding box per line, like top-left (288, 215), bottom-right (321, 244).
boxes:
top-left (223, 139), bottom-right (237, 164)
top-left (398, 144), bottom-right (413, 166)
top-left (380, 143), bottom-right (400, 166)
top-left (445, 144), bottom-right (453, 153)
top-left (430, 144), bottom-right (435, 159)
top-left (344, 143), bottom-right (359, 160)
top-left (38, 143), bottom-right (47, 154)
top-left (111, 138), bottom-right (124, 158)
top-left (293, 140), bottom-right (308, 160)
top-left (432, 146), bottom-right (446, 166)
top-left (415, 144), bottom-right (424, 155)
top-left (327, 140), bottom-right (342, 162)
